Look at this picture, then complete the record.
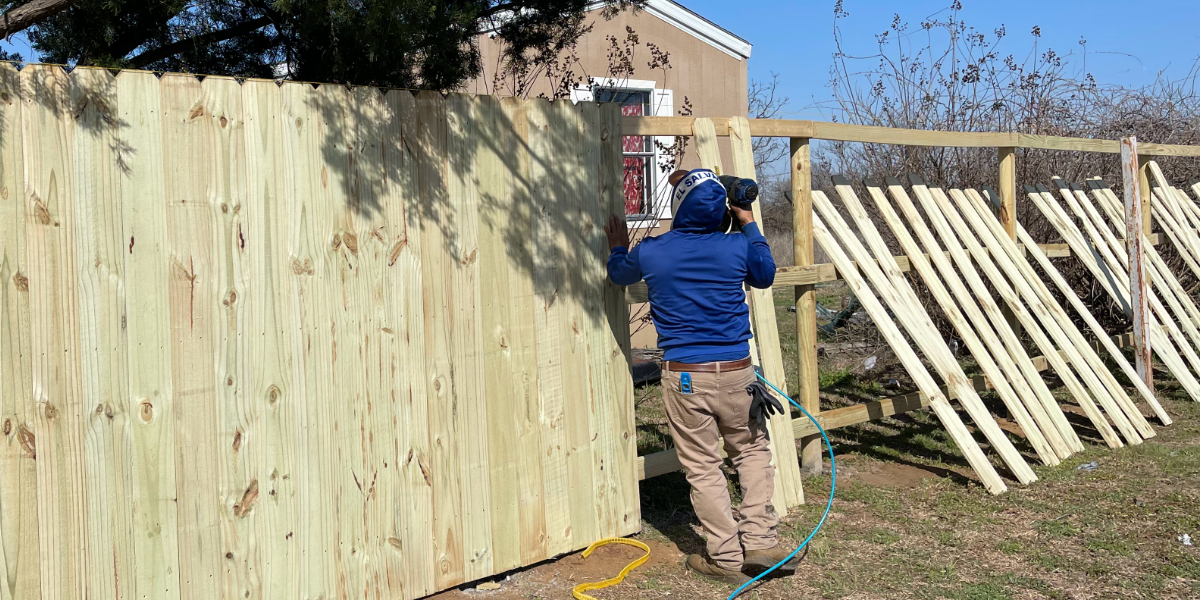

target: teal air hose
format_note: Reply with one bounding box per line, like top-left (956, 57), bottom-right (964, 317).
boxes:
top-left (728, 373), bottom-right (836, 600)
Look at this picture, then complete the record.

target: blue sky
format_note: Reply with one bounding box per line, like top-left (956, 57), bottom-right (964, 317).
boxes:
top-left (4, 0), bottom-right (1198, 112)
top-left (680, 0), bottom-right (1200, 119)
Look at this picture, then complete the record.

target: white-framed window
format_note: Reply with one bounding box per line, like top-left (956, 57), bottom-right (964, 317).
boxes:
top-left (574, 78), bottom-right (675, 224)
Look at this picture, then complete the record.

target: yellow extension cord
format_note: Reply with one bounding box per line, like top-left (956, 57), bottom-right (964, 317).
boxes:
top-left (571, 538), bottom-right (651, 600)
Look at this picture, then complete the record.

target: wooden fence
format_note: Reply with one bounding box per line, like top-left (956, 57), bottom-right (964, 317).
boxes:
top-left (0, 64), bottom-right (638, 600)
top-left (624, 114), bottom-right (1200, 483)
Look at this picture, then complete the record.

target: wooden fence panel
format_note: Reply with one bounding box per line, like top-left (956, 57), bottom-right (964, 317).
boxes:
top-left (0, 61), bottom-right (38, 600)
top-left (2, 66), bottom-right (639, 600)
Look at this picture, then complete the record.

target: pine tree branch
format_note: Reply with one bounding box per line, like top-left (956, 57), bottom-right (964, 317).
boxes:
top-left (0, 0), bottom-right (78, 40)
top-left (127, 15), bottom-right (273, 69)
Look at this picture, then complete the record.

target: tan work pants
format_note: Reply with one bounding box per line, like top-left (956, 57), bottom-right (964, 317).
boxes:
top-left (663, 364), bottom-right (778, 570)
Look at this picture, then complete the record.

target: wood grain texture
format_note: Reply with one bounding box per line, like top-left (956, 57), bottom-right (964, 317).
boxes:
top-left (445, 93), bottom-right (494, 578)
top-left (381, 88), bottom-right (437, 599)
top-left (24, 64), bottom-right (88, 600)
top-left (70, 65), bottom-right (134, 600)
top-left (0, 76), bottom-right (638, 600)
top-left (116, 68), bottom-right (182, 600)
top-left (159, 72), bottom-right (226, 600)
top-left (525, 97), bottom-right (572, 557)
top-left (240, 78), bottom-right (299, 600)
top-left (0, 61), bottom-right (38, 600)
top-left (600, 102), bottom-right (639, 534)
top-left (279, 80), bottom-right (338, 599)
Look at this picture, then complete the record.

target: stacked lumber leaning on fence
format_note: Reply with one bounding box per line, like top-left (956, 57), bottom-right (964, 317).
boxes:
top-left (811, 185), bottom-right (1032, 494)
top-left (0, 63), bottom-right (640, 600)
top-left (854, 176), bottom-right (1080, 465)
top-left (935, 182), bottom-right (1153, 446)
top-left (1025, 177), bottom-right (1200, 412)
top-left (1082, 170), bottom-right (1200, 405)
top-left (1041, 178), bottom-right (1199, 412)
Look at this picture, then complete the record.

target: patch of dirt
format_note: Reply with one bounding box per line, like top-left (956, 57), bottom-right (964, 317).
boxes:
top-left (429, 538), bottom-right (683, 600)
top-left (847, 460), bottom-right (944, 488)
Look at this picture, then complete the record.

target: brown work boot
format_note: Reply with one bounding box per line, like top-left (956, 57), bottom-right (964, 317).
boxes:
top-left (743, 544), bottom-right (800, 574)
top-left (685, 554), bottom-right (751, 586)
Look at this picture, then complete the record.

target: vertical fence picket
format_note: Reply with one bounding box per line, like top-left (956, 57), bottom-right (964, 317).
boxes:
top-left (116, 68), bottom-right (182, 600)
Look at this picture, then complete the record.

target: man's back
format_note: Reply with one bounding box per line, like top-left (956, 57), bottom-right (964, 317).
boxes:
top-left (606, 169), bottom-right (775, 363)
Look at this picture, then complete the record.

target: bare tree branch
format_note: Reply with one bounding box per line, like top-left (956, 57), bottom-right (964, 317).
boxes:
top-left (0, 0), bottom-right (77, 40)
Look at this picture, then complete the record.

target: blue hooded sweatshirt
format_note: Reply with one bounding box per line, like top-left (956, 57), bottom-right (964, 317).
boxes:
top-left (607, 169), bottom-right (776, 363)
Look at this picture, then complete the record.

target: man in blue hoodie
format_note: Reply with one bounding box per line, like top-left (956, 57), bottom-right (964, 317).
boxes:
top-left (605, 168), bottom-right (792, 585)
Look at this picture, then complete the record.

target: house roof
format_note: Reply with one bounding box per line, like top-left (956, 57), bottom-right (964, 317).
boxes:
top-left (590, 0), bottom-right (753, 60)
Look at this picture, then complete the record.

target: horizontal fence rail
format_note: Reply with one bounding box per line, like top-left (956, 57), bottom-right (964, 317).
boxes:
top-left (622, 116), bottom-right (1200, 156)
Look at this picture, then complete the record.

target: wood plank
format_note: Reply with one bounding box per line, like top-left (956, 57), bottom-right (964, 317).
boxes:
top-left (115, 68), bottom-right (182, 600)
top-left (1043, 181), bottom-right (1176, 421)
top-left (240, 78), bottom-right (299, 600)
top-left (550, 100), bottom-right (599, 550)
top-left (159, 72), bottom-right (237, 600)
top-left (278, 80), bottom-right (338, 600)
top-left (810, 204), bottom-right (1007, 494)
top-left (525, 97), bottom-right (573, 557)
top-left (599, 101), bottom-right (640, 534)
top-left (476, 94), bottom-right (523, 574)
top-left (380, 88), bottom-right (436, 599)
top-left (943, 183), bottom-right (1144, 444)
top-left (729, 116), bottom-right (804, 506)
top-left (25, 63), bottom-right (89, 600)
top-left (346, 85), bottom-right (402, 597)
top-left (498, 96), bottom-right (549, 566)
top-left (855, 179), bottom-right (1067, 464)
top-left (416, 90), bottom-right (468, 587)
top-left (1031, 183), bottom-right (1187, 419)
top-left (789, 136), bottom-right (822, 478)
top-left (905, 177), bottom-right (1122, 448)
top-left (1121, 140), bottom-right (1153, 392)
top-left (884, 180), bottom-right (1082, 454)
top-left (812, 122), bottom-right (1017, 147)
top-left (321, 83), bottom-right (370, 598)
top-left (445, 93), bottom-right (494, 578)
top-left (813, 189), bottom-right (1038, 484)
top-left (0, 61), bottom-right (38, 600)
top-left (69, 66), bottom-right (134, 600)
top-left (575, 100), bottom-right (618, 539)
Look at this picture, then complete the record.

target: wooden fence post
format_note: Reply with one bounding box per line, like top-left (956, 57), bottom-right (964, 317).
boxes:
top-left (1122, 136), bottom-right (1154, 393)
top-left (792, 137), bottom-right (822, 476)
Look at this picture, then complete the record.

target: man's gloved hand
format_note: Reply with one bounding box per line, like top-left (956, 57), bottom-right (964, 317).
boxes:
top-left (746, 381), bottom-right (785, 439)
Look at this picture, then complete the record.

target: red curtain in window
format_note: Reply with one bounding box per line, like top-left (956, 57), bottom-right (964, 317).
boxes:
top-left (622, 103), bottom-right (645, 215)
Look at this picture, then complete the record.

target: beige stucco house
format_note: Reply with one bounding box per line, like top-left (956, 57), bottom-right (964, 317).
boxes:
top-left (470, 1), bottom-right (753, 348)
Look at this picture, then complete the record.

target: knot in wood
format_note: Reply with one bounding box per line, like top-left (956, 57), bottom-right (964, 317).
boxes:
top-left (139, 401), bottom-right (154, 422)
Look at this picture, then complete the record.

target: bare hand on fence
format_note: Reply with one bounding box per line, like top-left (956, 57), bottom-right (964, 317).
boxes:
top-left (605, 215), bottom-right (630, 250)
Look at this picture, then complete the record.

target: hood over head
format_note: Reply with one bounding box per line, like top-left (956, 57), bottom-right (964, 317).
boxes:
top-left (670, 169), bottom-right (728, 233)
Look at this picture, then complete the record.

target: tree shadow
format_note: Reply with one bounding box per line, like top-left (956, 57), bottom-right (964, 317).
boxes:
top-left (300, 85), bottom-right (620, 332)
